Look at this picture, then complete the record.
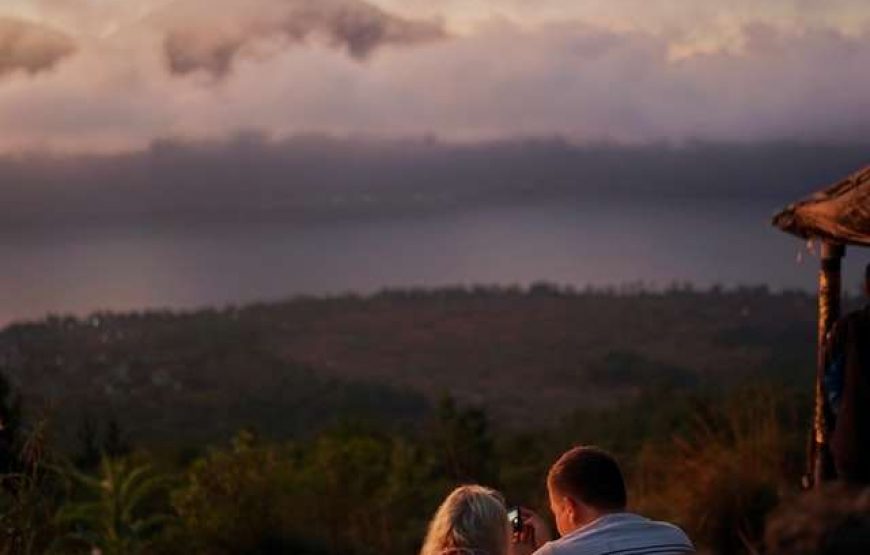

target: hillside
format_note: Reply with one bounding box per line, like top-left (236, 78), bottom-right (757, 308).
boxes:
top-left (0, 285), bottom-right (823, 445)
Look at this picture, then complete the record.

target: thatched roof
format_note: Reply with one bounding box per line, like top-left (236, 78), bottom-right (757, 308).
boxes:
top-left (773, 165), bottom-right (870, 247)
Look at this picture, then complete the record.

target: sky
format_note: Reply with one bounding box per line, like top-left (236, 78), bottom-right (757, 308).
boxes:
top-left (1, 0), bottom-right (869, 320)
top-left (0, 0), bottom-right (869, 152)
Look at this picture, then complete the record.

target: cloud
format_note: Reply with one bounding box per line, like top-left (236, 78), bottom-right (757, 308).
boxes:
top-left (347, 22), bottom-right (870, 143)
top-left (0, 135), bottom-right (866, 228)
top-left (0, 16), bottom-right (75, 77)
top-left (0, 7), bottom-right (868, 149)
top-left (163, 0), bottom-right (446, 77)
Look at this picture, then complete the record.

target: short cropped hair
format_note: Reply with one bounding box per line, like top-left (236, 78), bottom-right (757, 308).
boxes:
top-left (547, 446), bottom-right (627, 511)
top-left (419, 485), bottom-right (509, 555)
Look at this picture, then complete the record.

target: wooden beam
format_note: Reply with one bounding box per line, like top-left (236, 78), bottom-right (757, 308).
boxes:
top-left (811, 241), bottom-right (845, 486)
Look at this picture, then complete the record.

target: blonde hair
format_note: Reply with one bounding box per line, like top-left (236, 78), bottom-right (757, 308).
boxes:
top-left (419, 485), bottom-right (510, 555)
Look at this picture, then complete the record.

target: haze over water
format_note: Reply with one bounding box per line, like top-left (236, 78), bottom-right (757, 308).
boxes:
top-left (6, 197), bottom-right (869, 326)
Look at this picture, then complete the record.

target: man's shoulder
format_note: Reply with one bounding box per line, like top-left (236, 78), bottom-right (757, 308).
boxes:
top-left (604, 515), bottom-right (693, 550)
top-left (536, 514), bottom-right (693, 555)
top-left (639, 518), bottom-right (693, 543)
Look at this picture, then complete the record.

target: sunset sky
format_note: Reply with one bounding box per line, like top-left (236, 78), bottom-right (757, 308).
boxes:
top-left (1, 0), bottom-right (869, 152)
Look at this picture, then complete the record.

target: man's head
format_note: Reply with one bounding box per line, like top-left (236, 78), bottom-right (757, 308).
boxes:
top-left (546, 446), bottom-right (627, 535)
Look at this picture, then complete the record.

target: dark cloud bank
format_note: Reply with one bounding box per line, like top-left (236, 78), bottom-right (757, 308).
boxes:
top-left (2, 135), bottom-right (867, 228)
top-left (164, 0), bottom-right (446, 77)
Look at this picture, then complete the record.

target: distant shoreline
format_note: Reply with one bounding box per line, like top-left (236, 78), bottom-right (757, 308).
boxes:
top-left (4, 281), bottom-right (833, 330)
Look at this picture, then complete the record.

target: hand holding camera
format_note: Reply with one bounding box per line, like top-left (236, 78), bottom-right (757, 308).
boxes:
top-left (508, 506), bottom-right (552, 555)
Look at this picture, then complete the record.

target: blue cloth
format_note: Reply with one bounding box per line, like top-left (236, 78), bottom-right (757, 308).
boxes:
top-left (533, 513), bottom-right (694, 555)
top-left (825, 350), bottom-right (845, 421)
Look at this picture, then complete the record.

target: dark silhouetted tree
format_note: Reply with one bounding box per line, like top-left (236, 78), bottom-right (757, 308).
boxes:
top-left (433, 396), bottom-right (497, 485)
top-left (103, 418), bottom-right (130, 459)
top-left (0, 369), bottom-right (21, 475)
top-left (74, 412), bottom-right (100, 470)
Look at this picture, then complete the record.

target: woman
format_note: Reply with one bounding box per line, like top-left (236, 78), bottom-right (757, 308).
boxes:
top-left (420, 485), bottom-right (511, 555)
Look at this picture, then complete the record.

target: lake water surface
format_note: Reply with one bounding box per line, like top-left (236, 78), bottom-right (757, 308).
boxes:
top-left (4, 198), bottom-right (869, 325)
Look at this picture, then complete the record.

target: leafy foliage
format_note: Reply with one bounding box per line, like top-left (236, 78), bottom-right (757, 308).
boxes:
top-left (0, 387), bottom-right (815, 555)
top-left (0, 419), bottom-right (63, 555)
top-left (632, 388), bottom-right (804, 554)
top-left (55, 457), bottom-right (173, 555)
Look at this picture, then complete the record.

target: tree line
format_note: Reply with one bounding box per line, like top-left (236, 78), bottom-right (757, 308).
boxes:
top-left (0, 371), bottom-right (808, 555)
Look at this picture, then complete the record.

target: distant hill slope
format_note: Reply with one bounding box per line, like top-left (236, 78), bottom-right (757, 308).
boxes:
top-left (0, 286), bottom-right (822, 444)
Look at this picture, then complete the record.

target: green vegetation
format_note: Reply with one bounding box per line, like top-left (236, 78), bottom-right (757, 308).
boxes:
top-left (55, 457), bottom-right (172, 555)
top-left (0, 286), bottom-right (836, 553)
top-left (0, 386), bottom-right (810, 554)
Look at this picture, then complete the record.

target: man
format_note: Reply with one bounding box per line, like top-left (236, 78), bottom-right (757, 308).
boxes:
top-left (513, 446), bottom-right (693, 555)
top-left (825, 263), bottom-right (870, 483)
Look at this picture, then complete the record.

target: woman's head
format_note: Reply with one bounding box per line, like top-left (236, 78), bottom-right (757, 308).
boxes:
top-left (420, 485), bottom-right (510, 555)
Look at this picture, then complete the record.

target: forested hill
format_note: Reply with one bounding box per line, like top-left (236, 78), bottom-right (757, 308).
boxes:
top-left (0, 285), bottom-right (824, 445)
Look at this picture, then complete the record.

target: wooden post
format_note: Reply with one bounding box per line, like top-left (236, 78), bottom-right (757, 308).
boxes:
top-left (811, 241), bottom-right (845, 486)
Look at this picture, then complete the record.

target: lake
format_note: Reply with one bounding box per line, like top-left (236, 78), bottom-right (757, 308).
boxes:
top-left (3, 197), bottom-right (868, 325)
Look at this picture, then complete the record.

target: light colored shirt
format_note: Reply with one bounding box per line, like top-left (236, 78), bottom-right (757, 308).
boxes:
top-left (533, 512), bottom-right (694, 555)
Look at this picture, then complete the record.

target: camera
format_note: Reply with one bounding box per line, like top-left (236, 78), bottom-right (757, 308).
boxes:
top-left (507, 506), bottom-right (522, 533)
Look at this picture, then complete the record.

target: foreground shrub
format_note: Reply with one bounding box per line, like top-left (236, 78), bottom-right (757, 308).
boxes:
top-left (765, 484), bottom-right (870, 555)
top-left (632, 388), bottom-right (802, 554)
top-left (54, 456), bottom-right (173, 555)
top-left (171, 429), bottom-right (449, 555)
top-left (170, 431), bottom-right (313, 554)
top-left (0, 420), bottom-right (63, 555)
